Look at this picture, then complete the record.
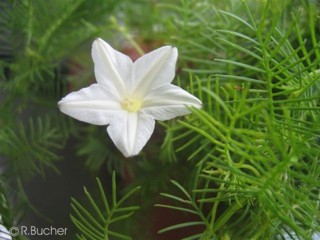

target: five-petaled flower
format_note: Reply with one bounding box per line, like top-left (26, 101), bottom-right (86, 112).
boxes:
top-left (58, 38), bottom-right (202, 157)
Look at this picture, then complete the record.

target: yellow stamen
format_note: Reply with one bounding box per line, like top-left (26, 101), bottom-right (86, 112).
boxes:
top-left (122, 98), bottom-right (142, 112)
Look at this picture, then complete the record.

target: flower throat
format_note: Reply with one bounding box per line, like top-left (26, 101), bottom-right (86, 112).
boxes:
top-left (121, 98), bottom-right (141, 112)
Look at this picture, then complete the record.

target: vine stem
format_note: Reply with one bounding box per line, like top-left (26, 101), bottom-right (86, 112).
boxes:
top-left (110, 16), bottom-right (145, 56)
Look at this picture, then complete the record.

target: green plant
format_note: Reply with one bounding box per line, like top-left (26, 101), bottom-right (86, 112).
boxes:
top-left (71, 172), bottom-right (140, 240)
top-left (0, 0), bottom-right (319, 239)
top-left (153, 0), bottom-right (320, 239)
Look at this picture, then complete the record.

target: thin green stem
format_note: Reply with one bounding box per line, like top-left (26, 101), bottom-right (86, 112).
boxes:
top-left (110, 16), bottom-right (145, 56)
top-left (308, 3), bottom-right (320, 61)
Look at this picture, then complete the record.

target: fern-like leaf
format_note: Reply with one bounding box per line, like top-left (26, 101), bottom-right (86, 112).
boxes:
top-left (157, 0), bottom-right (320, 239)
top-left (0, 117), bottom-right (63, 179)
top-left (71, 172), bottom-right (140, 240)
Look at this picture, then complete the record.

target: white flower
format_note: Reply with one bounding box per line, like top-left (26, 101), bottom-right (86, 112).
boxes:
top-left (0, 224), bottom-right (12, 240)
top-left (58, 38), bottom-right (202, 157)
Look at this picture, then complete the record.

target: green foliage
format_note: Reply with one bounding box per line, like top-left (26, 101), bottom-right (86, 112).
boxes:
top-left (155, 172), bottom-right (209, 240)
top-left (152, 0), bottom-right (320, 239)
top-left (64, 0), bottom-right (320, 238)
top-left (0, 0), bottom-right (120, 169)
top-left (0, 0), bottom-right (319, 239)
top-left (0, 0), bottom-right (118, 93)
top-left (0, 180), bottom-right (12, 227)
top-left (76, 126), bottom-right (120, 172)
top-left (0, 0), bottom-right (120, 236)
top-left (71, 172), bottom-right (140, 240)
top-left (0, 117), bottom-right (63, 179)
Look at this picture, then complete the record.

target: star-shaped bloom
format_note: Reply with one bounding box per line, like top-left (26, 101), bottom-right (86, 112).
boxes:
top-left (58, 38), bottom-right (202, 157)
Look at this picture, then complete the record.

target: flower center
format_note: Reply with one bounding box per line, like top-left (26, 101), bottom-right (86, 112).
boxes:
top-left (121, 98), bottom-right (142, 112)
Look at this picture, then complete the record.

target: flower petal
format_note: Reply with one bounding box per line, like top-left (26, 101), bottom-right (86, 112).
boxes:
top-left (107, 112), bottom-right (155, 157)
top-left (141, 84), bottom-right (202, 121)
top-left (58, 84), bottom-right (122, 125)
top-left (133, 46), bottom-right (178, 97)
top-left (92, 38), bottom-right (133, 97)
top-left (0, 224), bottom-right (11, 240)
